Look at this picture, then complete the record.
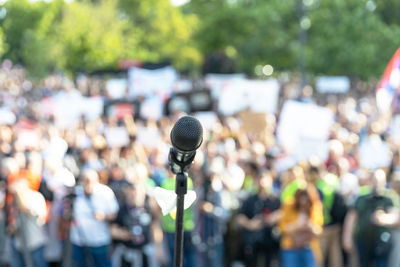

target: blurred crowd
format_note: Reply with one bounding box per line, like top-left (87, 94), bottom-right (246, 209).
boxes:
top-left (0, 62), bottom-right (400, 267)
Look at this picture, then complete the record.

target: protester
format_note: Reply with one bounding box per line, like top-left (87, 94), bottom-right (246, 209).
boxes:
top-left (342, 169), bottom-right (398, 267)
top-left (8, 178), bottom-right (48, 267)
top-left (308, 163), bottom-right (347, 267)
top-left (69, 169), bottom-right (119, 267)
top-left (110, 181), bottom-right (160, 267)
top-left (279, 186), bottom-right (323, 267)
top-left (1, 63), bottom-right (400, 267)
top-left (160, 169), bottom-right (196, 267)
top-left (196, 168), bottom-right (229, 267)
top-left (236, 171), bottom-right (281, 267)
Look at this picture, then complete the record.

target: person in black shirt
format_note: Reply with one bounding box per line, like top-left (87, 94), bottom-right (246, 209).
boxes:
top-left (110, 181), bottom-right (160, 267)
top-left (236, 171), bottom-right (281, 267)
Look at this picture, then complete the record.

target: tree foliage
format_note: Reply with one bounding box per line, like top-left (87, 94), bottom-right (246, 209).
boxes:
top-left (0, 0), bottom-right (398, 78)
top-left (186, 0), bottom-right (400, 78)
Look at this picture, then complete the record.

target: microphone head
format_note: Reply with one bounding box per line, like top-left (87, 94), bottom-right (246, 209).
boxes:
top-left (170, 116), bottom-right (203, 152)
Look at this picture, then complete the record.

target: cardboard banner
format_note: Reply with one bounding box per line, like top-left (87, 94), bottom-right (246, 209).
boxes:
top-left (238, 111), bottom-right (269, 135)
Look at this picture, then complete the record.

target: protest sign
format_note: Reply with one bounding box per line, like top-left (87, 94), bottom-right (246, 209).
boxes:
top-left (105, 78), bottom-right (128, 99)
top-left (204, 73), bottom-right (245, 99)
top-left (105, 127), bottom-right (130, 147)
top-left (218, 79), bottom-right (280, 115)
top-left (136, 127), bottom-right (161, 148)
top-left (82, 96), bottom-right (104, 121)
top-left (0, 108), bottom-right (16, 125)
top-left (316, 76), bottom-right (350, 93)
top-left (105, 100), bottom-right (139, 120)
top-left (16, 119), bottom-right (39, 149)
top-left (53, 89), bottom-right (84, 128)
top-left (276, 100), bottom-right (334, 160)
top-left (238, 111), bottom-right (268, 135)
top-left (358, 135), bottom-right (391, 169)
top-left (140, 96), bottom-right (163, 121)
top-left (194, 112), bottom-right (219, 131)
top-left (128, 66), bottom-right (178, 98)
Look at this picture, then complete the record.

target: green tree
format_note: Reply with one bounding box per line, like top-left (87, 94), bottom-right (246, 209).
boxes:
top-left (117, 0), bottom-right (201, 70)
top-left (0, 0), bottom-right (63, 77)
top-left (53, 0), bottom-right (137, 73)
top-left (186, 0), bottom-right (400, 78)
top-left (306, 0), bottom-right (400, 78)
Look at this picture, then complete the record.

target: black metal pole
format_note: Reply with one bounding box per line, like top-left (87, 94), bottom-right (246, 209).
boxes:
top-left (174, 172), bottom-right (188, 267)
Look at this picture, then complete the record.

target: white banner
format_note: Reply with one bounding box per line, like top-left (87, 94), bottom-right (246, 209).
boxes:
top-left (50, 90), bottom-right (104, 128)
top-left (204, 73), bottom-right (246, 99)
top-left (316, 76), bottom-right (350, 93)
top-left (218, 79), bottom-right (280, 115)
top-left (128, 66), bottom-right (178, 98)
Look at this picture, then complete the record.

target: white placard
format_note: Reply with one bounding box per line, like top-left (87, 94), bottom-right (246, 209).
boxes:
top-left (53, 89), bottom-right (84, 129)
top-left (218, 79), bottom-right (280, 115)
top-left (140, 95), bottom-right (163, 121)
top-left (82, 96), bottom-right (104, 121)
top-left (106, 79), bottom-right (127, 99)
top-left (136, 127), bottom-right (161, 148)
top-left (128, 66), bottom-right (178, 98)
top-left (276, 101), bottom-right (334, 160)
top-left (105, 127), bottom-right (130, 147)
top-left (194, 112), bottom-right (218, 130)
top-left (174, 79), bottom-right (192, 93)
top-left (359, 135), bottom-right (391, 169)
top-left (316, 76), bottom-right (350, 93)
top-left (204, 73), bottom-right (246, 99)
top-left (0, 108), bottom-right (16, 125)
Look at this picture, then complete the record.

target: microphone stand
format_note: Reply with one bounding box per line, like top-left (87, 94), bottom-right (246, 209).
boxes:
top-left (169, 148), bottom-right (195, 267)
top-left (174, 172), bottom-right (187, 267)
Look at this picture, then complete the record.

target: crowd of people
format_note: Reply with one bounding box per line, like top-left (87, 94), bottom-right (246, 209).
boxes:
top-left (0, 62), bottom-right (400, 267)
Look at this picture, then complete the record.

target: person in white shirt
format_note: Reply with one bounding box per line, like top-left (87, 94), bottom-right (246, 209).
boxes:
top-left (8, 178), bottom-right (49, 267)
top-left (70, 169), bottom-right (119, 267)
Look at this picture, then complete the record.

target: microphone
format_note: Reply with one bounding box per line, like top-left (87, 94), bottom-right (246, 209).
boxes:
top-left (169, 116), bottom-right (203, 174)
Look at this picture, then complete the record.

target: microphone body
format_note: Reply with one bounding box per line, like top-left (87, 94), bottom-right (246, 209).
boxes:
top-left (169, 116), bottom-right (203, 174)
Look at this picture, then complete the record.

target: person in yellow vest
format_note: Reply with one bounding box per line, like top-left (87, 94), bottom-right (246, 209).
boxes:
top-left (161, 171), bottom-right (196, 267)
top-left (308, 165), bottom-right (347, 267)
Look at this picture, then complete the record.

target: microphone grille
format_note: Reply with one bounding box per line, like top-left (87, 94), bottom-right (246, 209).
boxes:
top-left (171, 116), bottom-right (203, 152)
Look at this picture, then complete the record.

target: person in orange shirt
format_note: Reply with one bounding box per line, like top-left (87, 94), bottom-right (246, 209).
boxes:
top-left (279, 186), bottom-right (323, 267)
